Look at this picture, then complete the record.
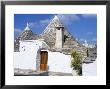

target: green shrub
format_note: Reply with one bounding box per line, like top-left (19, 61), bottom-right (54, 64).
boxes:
top-left (71, 51), bottom-right (82, 70)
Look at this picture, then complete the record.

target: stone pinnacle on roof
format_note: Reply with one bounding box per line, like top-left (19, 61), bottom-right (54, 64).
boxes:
top-left (53, 15), bottom-right (59, 20)
top-left (42, 15), bottom-right (64, 33)
top-left (24, 22), bottom-right (30, 30)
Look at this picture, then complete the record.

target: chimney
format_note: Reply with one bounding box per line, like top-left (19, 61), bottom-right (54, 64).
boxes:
top-left (55, 26), bottom-right (64, 48)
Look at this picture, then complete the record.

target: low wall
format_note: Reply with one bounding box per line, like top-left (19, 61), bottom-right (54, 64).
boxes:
top-left (48, 52), bottom-right (72, 73)
top-left (82, 60), bottom-right (97, 76)
top-left (14, 51), bottom-right (37, 70)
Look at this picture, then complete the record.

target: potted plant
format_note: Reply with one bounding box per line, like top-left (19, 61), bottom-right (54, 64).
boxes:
top-left (71, 51), bottom-right (82, 76)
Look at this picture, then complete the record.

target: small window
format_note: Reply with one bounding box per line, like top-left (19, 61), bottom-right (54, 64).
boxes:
top-left (58, 28), bottom-right (60, 30)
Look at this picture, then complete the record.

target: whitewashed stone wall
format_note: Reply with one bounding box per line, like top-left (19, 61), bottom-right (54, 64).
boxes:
top-left (14, 40), bottom-right (41, 70)
top-left (48, 52), bottom-right (72, 73)
top-left (14, 40), bottom-right (72, 73)
top-left (82, 60), bottom-right (97, 76)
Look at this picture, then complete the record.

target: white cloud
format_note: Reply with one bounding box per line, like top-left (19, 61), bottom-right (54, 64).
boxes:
top-left (14, 28), bottom-right (22, 38)
top-left (87, 32), bottom-right (93, 35)
top-left (40, 19), bottom-right (50, 25)
top-left (57, 14), bottom-right (80, 25)
top-left (79, 38), bottom-right (86, 42)
top-left (82, 14), bottom-right (97, 18)
top-left (27, 19), bottom-right (50, 29)
top-left (80, 38), bottom-right (97, 42)
top-left (92, 38), bottom-right (97, 42)
top-left (28, 22), bottom-right (38, 28)
top-left (14, 28), bottom-right (22, 33)
top-left (27, 14), bottom-right (80, 29)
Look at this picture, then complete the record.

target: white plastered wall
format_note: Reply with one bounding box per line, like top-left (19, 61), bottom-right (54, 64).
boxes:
top-left (14, 40), bottom-right (42, 70)
top-left (48, 52), bottom-right (72, 73)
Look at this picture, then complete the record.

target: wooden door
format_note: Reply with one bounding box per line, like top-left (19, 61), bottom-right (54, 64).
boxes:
top-left (40, 51), bottom-right (48, 71)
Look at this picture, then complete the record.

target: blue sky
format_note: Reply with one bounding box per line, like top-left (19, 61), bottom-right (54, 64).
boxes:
top-left (14, 14), bottom-right (97, 45)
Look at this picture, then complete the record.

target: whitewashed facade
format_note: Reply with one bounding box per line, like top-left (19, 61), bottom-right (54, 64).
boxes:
top-left (14, 39), bottom-right (47, 70)
top-left (14, 40), bottom-right (72, 73)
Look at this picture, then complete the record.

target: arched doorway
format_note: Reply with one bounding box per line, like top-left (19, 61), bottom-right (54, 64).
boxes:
top-left (40, 51), bottom-right (48, 71)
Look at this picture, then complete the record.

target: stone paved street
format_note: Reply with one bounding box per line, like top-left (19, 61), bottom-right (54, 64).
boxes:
top-left (14, 70), bottom-right (72, 76)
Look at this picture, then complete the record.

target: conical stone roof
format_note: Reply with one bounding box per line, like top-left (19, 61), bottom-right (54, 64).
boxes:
top-left (14, 15), bottom-right (87, 58)
top-left (14, 23), bottom-right (38, 51)
top-left (19, 22), bottom-right (39, 40)
top-left (41, 15), bottom-right (81, 49)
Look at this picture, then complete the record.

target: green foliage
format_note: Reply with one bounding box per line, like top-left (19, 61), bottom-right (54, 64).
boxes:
top-left (71, 51), bottom-right (82, 70)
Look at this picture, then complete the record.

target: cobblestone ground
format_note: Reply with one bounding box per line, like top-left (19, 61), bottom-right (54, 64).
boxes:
top-left (48, 71), bottom-right (72, 76)
top-left (14, 69), bottom-right (72, 76)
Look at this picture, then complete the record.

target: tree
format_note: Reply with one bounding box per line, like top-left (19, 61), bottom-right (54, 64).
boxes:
top-left (71, 51), bottom-right (82, 75)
